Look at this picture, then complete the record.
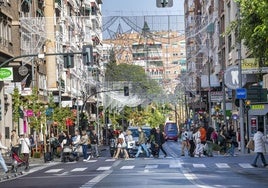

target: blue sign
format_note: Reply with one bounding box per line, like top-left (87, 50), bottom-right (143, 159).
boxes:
top-left (236, 88), bottom-right (247, 99)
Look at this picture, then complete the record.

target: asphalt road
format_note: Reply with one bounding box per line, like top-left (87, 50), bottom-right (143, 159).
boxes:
top-left (0, 141), bottom-right (268, 188)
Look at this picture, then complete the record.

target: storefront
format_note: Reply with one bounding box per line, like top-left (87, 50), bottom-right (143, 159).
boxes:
top-left (248, 103), bottom-right (268, 138)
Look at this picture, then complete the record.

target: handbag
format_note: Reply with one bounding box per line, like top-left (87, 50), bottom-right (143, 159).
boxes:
top-left (246, 139), bottom-right (254, 151)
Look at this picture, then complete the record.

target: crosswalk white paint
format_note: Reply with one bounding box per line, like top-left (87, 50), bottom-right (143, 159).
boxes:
top-left (45, 169), bottom-right (63, 173)
top-left (193, 164), bottom-right (206, 168)
top-left (216, 163), bottom-right (230, 168)
top-left (145, 165), bottom-right (158, 169)
top-left (71, 168), bottom-right (87, 172)
top-left (96, 166), bottom-right (112, 171)
top-left (239, 163), bottom-right (255, 168)
top-left (105, 159), bottom-right (116, 162)
top-left (44, 162), bottom-right (260, 175)
top-left (120, 165), bottom-right (135, 170)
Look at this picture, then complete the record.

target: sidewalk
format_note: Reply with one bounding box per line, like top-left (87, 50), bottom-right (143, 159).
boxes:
top-left (0, 145), bottom-right (110, 182)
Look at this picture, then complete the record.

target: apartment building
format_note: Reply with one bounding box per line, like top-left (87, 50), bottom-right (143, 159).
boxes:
top-left (184, 0), bottom-right (262, 128)
top-left (0, 0), bottom-right (103, 142)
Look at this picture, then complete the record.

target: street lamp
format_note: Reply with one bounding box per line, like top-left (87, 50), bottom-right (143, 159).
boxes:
top-left (206, 23), bottom-right (214, 127)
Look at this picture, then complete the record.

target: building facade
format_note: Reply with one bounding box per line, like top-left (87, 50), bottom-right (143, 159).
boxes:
top-left (0, 0), bottom-right (103, 145)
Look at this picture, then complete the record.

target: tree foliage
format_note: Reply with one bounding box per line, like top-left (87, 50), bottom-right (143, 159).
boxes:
top-left (105, 61), bottom-right (162, 98)
top-left (237, 0), bottom-right (268, 64)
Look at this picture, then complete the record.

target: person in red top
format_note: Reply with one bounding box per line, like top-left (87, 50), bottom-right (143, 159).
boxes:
top-left (199, 125), bottom-right (207, 144)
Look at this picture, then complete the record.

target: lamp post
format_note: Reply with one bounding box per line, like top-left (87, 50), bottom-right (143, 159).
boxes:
top-left (206, 23), bottom-right (214, 127)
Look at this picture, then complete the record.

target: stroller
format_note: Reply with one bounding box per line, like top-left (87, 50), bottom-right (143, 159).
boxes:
top-left (62, 145), bottom-right (81, 162)
top-left (10, 150), bottom-right (25, 173)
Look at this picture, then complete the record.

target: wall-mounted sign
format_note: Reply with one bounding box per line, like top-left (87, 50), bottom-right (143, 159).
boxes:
top-left (0, 67), bottom-right (13, 81)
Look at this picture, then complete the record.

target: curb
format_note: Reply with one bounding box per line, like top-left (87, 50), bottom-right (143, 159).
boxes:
top-left (0, 161), bottom-right (61, 183)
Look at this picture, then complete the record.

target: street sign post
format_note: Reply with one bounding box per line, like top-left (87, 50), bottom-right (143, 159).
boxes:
top-left (236, 88), bottom-right (247, 99)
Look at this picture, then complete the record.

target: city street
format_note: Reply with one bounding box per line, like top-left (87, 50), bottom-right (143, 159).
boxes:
top-left (1, 141), bottom-right (268, 188)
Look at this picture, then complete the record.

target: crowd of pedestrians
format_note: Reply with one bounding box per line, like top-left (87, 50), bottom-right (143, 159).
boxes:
top-left (180, 124), bottom-right (240, 158)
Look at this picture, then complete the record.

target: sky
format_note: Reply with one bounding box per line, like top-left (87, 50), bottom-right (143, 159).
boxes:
top-left (101, 0), bottom-right (185, 17)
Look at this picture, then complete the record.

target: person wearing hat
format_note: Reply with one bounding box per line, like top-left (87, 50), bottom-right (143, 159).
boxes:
top-left (19, 133), bottom-right (31, 171)
top-left (0, 133), bottom-right (9, 174)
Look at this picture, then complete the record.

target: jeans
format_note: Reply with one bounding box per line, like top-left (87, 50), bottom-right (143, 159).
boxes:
top-left (226, 142), bottom-right (235, 156)
top-left (135, 143), bottom-right (149, 157)
top-left (252, 152), bottom-right (267, 165)
top-left (82, 145), bottom-right (88, 159)
top-left (91, 144), bottom-right (99, 156)
top-left (0, 152), bottom-right (8, 172)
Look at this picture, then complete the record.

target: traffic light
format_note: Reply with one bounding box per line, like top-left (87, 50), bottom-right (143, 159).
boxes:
top-left (124, 86), bottom-right (129, 96)
top-left (156, 0), bottom-right (173, 8)
top-left (63, 54), bottom-right (74, 68)
top-left (82, 45), bottom-right (93, 66)
top-left (245, 100), bottom-right (251, 111)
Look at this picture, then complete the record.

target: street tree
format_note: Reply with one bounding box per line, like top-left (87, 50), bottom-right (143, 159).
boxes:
top-left (236, 0), bottom-right (268, 64)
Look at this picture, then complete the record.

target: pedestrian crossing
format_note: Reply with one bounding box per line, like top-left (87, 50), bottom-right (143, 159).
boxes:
top-left (42, 159), bottom-right (260, 174)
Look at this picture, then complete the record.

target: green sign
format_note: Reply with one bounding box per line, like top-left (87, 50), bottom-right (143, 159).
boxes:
top-left (0, 67), bottom-right (13, 81)
top-left (251, 104), bottom-right (265, 110)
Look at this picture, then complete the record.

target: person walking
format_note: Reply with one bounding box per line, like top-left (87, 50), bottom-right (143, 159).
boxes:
top-left (180, 127), bottom-right (189, 156)
top-left (251, 127), bottom-right (268, 167)
top-left (0, 133), bottom-right (9, 174)
top-left (89, 130), bottom-right (100, 157)
top-left (113, 129), bottom-right (129, 159)
top-left (155, 128), bottom-right (167, 157)
top-left (135, 127), bottom-right (150, 158)
top-left (10, 130), bottom-right (19, 156)
top-left (80, 130), bottom-right (90, 161)
top-left (19, 133), bottom-right (31, 171)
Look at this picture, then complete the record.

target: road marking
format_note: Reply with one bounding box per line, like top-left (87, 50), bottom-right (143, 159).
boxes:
top-left (193, 164), bottom-right (206, 168)
top-left (169, 162), bottom-right (182, 168)
top-left (105, 159), bottom-right (116, 162)
top-left (85, 160), bottom-right (97, 163)
top-left (97, 166), bottom-right (112, 171)
top-left (120, 165), bottom-right (135, 170)
top-left (80, 170), bottom-right (113, 188)
top-left (71, 168), bottom-right (87, 172)
top-left (216, 163), bottom-right (230, 168)
top-left (145, 165), bottom-right (158, 169)
top-left (45, 169), bottom-right (63, 173)
top-left (239, 163), bottom-right (254, 168)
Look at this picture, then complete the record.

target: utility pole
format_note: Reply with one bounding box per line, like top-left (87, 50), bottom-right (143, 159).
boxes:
top-left (237, 3), bottom-right (245, 154)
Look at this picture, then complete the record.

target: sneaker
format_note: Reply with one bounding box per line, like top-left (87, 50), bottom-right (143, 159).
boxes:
top-left (263, 164), bottom-right (268, 167)
top-left (83, 159), bottom-right (87, 162)
top-left (251, 164), bottom-right (258, 168)
top-left (5, 170), bottom-right (9, 174)
top-left (164, 155), bottom-right (167, 158)
top-left (24, 167), bottom-right (30, 172)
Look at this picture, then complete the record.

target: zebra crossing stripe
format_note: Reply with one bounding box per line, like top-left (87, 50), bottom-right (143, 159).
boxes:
top-left (193, 164), bottom-right (206, 168)
top-left (45, 169), bottom-right (63, 173)
top-left (216, 163), bottom-right (230, 168)
top-left (97, 166), bottom-right (112, 171)
top-left (105, 159), bottom-right (116, 162)
top-left (120, 166), bottom-right (135, 170)
top-left (239, 163), bottom-right (254, 168)
top-left (169, 163), bottom-right (182, 168)
top-left (71, 168), bottom-right (87, 172)
top-left (145, 165), bottom-right (158, 169)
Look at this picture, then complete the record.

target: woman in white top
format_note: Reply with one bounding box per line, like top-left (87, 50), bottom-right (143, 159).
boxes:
top-left (113, 130), bottom-right (129, 159)
top-left (19, 133), bottom-right (31, 171)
